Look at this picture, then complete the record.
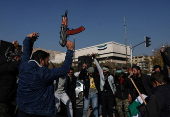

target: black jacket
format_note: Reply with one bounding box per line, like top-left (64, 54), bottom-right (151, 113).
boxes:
top-left (130, 74), bottom-right (153, 101)
top-left (66, 74), bottom-right (77, 100)
top-left (146, 84), bottom-right (170, 117)
top-left (79, 68), bottom-right (101, 99)
top-left (161, 52), bottom-right (170, 67)
top-left (161, 52), bottom-right (170, 83)
top-left (115, 78), bottom-right (131, 100)
top-left (0, 54), bottom-right (21, 103)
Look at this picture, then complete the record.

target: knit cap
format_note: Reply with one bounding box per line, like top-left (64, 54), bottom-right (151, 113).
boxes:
top-left (88, 67), bottom-right (94, 73)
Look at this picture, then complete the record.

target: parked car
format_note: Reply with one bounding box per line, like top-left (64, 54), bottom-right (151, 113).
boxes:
top-left (75, 80), bottom-right (83, 100)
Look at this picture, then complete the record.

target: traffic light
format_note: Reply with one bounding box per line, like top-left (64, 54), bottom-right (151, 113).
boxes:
top-left (145, 36), bottom-right (151, 47)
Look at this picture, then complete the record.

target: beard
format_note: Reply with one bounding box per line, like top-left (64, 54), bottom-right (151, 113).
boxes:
top-left (104, 73), bottom-right (108, 77)
top-left (44, 62), bottom-right (49, 67)
top-left (134, 73), bottom-right (139, 77)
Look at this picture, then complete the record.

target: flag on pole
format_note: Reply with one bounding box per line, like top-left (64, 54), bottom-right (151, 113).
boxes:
top-left (127, 94), bottom-right (147, 117)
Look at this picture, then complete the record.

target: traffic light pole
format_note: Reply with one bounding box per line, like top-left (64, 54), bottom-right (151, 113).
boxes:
top-left (130, 36), bottom-right (151, 68)
top-left (130, 41), bottom-right (146, 68)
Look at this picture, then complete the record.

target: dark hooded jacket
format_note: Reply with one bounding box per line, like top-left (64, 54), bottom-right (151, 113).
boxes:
top-left (161, 52), bottom-right (170, 83)
top-left (66, 74), bottom-right (77, 100)
top-left (0, 44), bottom-right (21, 103)
top-left (146, 84), bottom-right (170, 117)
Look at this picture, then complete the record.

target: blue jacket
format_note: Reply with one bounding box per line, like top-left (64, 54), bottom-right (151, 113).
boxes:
top-left (17, 37), bottom-right (73, 116)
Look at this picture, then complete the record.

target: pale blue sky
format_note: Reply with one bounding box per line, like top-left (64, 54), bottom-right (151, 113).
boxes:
top-left (0, 0), bottom-right (169, 56)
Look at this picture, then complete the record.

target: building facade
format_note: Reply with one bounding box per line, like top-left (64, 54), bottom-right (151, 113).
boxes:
top-left (132, 55), bottom-right (153, 72)
top-left (51, 41), bottom-right (130, 65)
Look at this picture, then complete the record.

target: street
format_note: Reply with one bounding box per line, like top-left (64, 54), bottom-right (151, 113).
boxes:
top-left (56, 98), bottom-right (93, 117)
top-left (56, 98), bottom-right (116, 117)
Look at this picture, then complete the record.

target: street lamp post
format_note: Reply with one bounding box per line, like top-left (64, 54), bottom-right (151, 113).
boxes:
top-left (123, 17), bottom-right (128, 72)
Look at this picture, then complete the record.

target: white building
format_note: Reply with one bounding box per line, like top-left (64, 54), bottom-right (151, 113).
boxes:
top-left (51, 41), bottom-right (130, 64)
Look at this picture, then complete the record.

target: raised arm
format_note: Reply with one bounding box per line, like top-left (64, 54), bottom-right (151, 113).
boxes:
top-left (161, 49), bottom-right (170, 67)
top-left (43, 40), bottom-right (74, 83)
top-left (92, 54), bottom-right (104, 80)
top-left (46, 49), bottom-right (73, 80)
top-left (79, 63), bottom-right (88, 81)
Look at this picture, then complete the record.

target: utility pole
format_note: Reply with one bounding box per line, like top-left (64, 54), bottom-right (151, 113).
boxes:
top-left (123, 17), bottom-right (128, 72)
top-left (74, 35), bottom-right (76, 68)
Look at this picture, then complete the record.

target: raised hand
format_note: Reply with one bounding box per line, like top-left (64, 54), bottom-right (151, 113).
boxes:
top-left (12, 40), bottom-right (18, 45)
top-left (12, 40), bottom-right (19, 50)
top-left (83, 63), bottom-right (87, 69)
top-left (160, 48), bottom-right (165, 53)
top-left (66, 40), bottom-right (74, 50)
top-left (27, 32), bottom-right (39, 43)
top-left (91, 53), bottom-right (96, 59)
top-left (128, 70), bottom-right (133, 78)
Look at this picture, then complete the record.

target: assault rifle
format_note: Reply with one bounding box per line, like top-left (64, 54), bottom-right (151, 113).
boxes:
top-left (59, 10), bottom-right (85, 47)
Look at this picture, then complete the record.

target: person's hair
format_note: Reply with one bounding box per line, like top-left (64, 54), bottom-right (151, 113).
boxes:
top-left (31, 50), bottom-right (49, 64)
top-left (132, 66), bottom-right (141, 73)
top-left (153, 65), bottom-right (162, 72)
top-left (151, 71), bottom-right (166, 84)
top-left (114, 72), bottom-right (124, 81)
top-left (69, 67), bottom-right (74, 72)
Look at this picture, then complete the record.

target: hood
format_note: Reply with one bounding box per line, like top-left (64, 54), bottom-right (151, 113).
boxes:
top-left (150, 84), bottom-right (170, 95)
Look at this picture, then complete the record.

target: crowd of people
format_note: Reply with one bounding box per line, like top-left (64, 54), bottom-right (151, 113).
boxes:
top-left (0, 32), bottom-right (170, 117)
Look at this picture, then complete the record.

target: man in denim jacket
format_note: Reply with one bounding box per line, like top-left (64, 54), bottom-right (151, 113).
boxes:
top-left (17, 32), bottom-right (74, 117)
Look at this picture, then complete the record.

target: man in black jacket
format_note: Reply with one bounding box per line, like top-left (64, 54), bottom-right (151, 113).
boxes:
top-left (160, 48), bottom-right (170, 83)
top-left (66, 67), bottom-right (77, 117)
top-left (161, 48), bottom-right (170, 67)
top-left (145, 72), bottom-right (170, 117)
top-left (128, 66), bottom-right (153, 102)
top-left (0, 40), bottom-right (22, 117)
top-left (79, 64), bottom-right (100, 117)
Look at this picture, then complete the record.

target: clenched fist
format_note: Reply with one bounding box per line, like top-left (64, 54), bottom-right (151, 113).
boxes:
top-left (66, 40), bottom-right (74, 50)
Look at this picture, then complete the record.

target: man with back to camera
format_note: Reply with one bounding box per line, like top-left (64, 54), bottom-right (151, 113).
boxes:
top-left (17, 32), bottom-right (74, 117)
top-left (0, 40), bottom-right (22, 117)
top-left (140, 72), bottom-right (170, 117)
